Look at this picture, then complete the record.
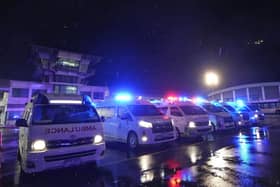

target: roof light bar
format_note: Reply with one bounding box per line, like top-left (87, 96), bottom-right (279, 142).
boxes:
top-left (115, 93), bottom-right (132, 102)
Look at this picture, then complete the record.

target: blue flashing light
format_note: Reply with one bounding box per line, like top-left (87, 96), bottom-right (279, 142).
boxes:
top-left (13, 115), bottom-right (20, 119)
top-left (236, 100), bottom-right (245, 107)
top-left (115, 93), bottom-right (132, 102)
top-left (179, 96), bottom-right (189, 102)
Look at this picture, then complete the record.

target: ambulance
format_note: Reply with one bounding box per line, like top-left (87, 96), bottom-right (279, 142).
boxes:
top-left (154, 98), bottom-right (213, 138)
top-left (16, 93), bottom-right (105, 173)
top-left (95, 94), bottom-right (176, 149)
top-left (198, 102), bottom-right (236, 131)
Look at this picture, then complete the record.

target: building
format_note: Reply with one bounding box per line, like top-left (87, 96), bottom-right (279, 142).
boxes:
top-left (0, 46), bottom-right (109, 127)
top-left (208, 82), bottom-right (280, 114)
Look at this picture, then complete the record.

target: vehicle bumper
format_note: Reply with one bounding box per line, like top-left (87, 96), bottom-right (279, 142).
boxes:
top-left (184, 126), bottom-right (213, 137)
top-left (138, 130), bottom-right (176, 145)
top-left (22, 143), bottom-right (106, 173)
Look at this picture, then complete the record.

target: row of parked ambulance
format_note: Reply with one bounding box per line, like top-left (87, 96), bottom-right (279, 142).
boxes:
top-left (14, 93), bottom-right (264, 173)
top-left (95, 94), bottom-right (265, 149)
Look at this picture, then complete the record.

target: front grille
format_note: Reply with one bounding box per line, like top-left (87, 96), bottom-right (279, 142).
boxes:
top-left (224, 117), bottom-right (233, 123)
top-left (44, 149), bottom-right (96, 162)
top-left (242, 113), bottom-right (249, 120)
top-left (154, 135), bottom-right (174, 141)
top-left (47, 137), bottom-right (93, 149)
top-left (195, 121), bottom-right (209, 127)
top-left (152, 121), bottom-right (173, 133)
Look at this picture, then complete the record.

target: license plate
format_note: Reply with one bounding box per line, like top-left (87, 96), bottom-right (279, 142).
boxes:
top-left (64, 158), bottom-right (81, 167)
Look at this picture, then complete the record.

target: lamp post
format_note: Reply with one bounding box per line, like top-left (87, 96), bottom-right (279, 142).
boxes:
top-left (204, 71), bottom-right (219, 101)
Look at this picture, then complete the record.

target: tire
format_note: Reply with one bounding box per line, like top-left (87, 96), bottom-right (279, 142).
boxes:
top-left (127, 132), bottom-right (139, 150)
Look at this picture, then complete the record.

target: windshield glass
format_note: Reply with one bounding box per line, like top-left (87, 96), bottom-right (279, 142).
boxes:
top-left (127, 105), bottom-right (162, 116)
top-left (179, 105), bottom-right (206, 115)
top-left (32, 104), bottom-right (100, 125)
top-left (202, 104), bottom-right (225, 113)
top-left (223, 105), bottom-right (236, 112)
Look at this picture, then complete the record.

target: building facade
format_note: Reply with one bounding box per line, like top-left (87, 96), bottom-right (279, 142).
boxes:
top-left (208, 82), bottom-right (280, 113)
top-left (0, 46), bottom-right (109, 127)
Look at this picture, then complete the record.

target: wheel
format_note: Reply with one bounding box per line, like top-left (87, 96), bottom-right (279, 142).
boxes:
top-left (175, 127), bottom-right (181, 140)
top-left (127, 132), bottom-right (139, 150)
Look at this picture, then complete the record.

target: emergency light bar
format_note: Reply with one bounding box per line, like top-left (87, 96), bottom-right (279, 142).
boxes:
top-left (49, 100), bottom-right (82, 104)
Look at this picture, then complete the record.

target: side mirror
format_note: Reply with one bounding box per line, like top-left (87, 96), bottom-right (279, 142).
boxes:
top-left (15, 119), bottom-right (28, 127)
top-left (100, 116), bottom-right (105, 122)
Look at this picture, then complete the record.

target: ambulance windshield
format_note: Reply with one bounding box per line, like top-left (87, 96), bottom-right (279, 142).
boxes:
top-left (179, 105), bottom-right (206, 115)
top-left (127, 105), bottom-right (162, 116)
top-left (32, 104), bottom-right (101, 125)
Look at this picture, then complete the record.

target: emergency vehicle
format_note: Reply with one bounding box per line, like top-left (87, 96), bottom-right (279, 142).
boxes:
top-left (215, 103), bottom-right (246, 127)
top-left (95, 94), bottom-right (176, 149)
top-left (16, 93), bottom-right (105, 173)
top-left (153, 97), bottom-right (213, 138)
top-left (198, 101), bottom-right (236, 131)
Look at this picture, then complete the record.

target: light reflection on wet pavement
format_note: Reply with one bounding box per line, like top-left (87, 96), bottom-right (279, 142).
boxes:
top-left (1, 126), bottom-right (280, 187)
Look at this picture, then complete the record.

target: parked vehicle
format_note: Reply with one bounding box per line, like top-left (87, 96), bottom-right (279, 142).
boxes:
top-left (199, 103), bottom-right (235, 131)
top-left (16, 93), bottom-right (105, 173)
top-left (96, 95), bottom-right (176, 149)
top-left (155, 101), bottom-right (212, 138)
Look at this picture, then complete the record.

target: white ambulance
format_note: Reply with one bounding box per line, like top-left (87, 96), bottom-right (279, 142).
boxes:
top-left (16, 93), bottom-right (105, 173)
top-left (96, 96), bottom-right (176, 149)
top-left (199, 103), bottom-right (236, 131)
top-left (155, 100), bottom-right (213, 138)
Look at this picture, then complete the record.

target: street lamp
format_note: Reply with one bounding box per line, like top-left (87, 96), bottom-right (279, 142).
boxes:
top-left (204, 71), bottom-right (219, 87)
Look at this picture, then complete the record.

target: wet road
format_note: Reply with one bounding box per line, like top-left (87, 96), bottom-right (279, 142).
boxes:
top-left (1, 126), bottom-right (280, 187)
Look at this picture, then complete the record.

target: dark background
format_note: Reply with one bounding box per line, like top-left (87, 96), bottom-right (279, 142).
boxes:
top-left (1, 0), bottom-right (280, 96)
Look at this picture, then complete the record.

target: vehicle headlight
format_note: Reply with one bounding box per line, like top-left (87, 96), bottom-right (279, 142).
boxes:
top-left (31, 140), bottom-right (46, 152)
top-left (139, 120), bottom-right (153, 128)
top-left (254, 114), bottom-right (258, 118)
top-left (188, 121), bottom-right (196, 128)
top-left (94, 134), bottom-right (103, 144)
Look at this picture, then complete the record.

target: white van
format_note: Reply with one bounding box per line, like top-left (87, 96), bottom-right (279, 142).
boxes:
top-left (156, 102), bottom-right (213, 138)
top-left (96, 99), bottom-right (176, 149)
top-left (16, 94), bottom-right (105, 173)
top-left (199, 103), bottom-right (236, 131)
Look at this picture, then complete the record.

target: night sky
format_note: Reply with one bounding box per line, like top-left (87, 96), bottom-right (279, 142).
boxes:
top-left (1, 0), bottom-right (280, 96)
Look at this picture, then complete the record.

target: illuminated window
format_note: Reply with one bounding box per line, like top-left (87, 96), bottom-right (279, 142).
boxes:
top-left (12, 88), bottom-right (29, 98)
top-left (53, 85), bottom-right (77, 94)
top-left (7, 111), bottom-right (22, 120)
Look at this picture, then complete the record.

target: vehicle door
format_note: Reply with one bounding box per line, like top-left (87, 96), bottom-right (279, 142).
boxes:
top-left (170, 107), bottom-right (185, 132)
top-left (117, 106), bottom-right (134, 141)
top-left (97, 106), bottom-right (117, 139)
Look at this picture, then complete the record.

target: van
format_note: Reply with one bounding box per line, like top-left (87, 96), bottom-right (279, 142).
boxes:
top-left (199, 103), bottom-right (236, 131)
top-left (96, 99), bottom-right (176, 149)
top-left (156, 102), bottom-right (213, 138)
top-left (16, 94), bottom-right (105, 173)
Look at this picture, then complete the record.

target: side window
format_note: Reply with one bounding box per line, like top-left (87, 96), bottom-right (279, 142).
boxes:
top-left (96, 107), bottom-right (115, 119)
top-left (170, 107), bottom-right (183, 117)
top-left (118, 106), bottom-right (132, 120)
top-left (158, 107), bottom-right (168, 115)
